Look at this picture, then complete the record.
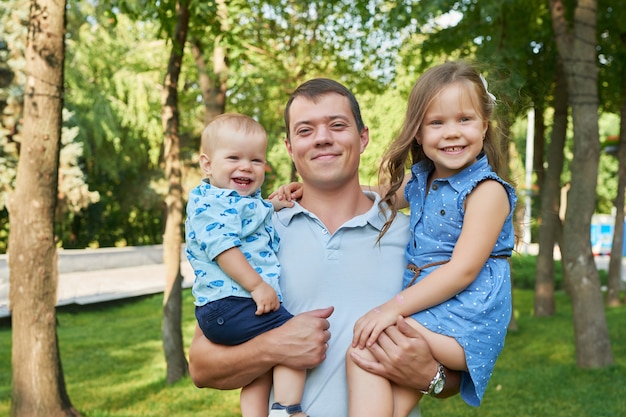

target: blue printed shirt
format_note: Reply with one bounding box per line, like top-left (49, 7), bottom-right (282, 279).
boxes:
top-left (185, 181), bottom-right (282, 306)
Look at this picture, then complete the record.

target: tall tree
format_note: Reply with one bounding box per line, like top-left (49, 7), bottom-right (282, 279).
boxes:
top-left (534, 61), bottom-right (568, 316)
top-left (601, 3), bottom-right (626, 307)
top-left (190, 37), bottom-right (228, 123)
top-left (607, 83), bottom-right (626, 307)
top-left (190, 0), bottom-right (228, 123)
top-left (549, 0), bottom-right (612, 367)
top-left (7, 1), bottom-right (80, 416)
top-left (161, 0), bottom-right (190, 384)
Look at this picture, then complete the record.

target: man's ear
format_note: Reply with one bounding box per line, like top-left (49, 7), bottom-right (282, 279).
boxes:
top-left (359, 127), bottom-right (370, 154)
top-left (285, 138), bottom-right (293, 159)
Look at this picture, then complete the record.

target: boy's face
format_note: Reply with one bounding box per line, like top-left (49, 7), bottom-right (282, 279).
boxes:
top-left (200, 126), bottom-right (267, 196)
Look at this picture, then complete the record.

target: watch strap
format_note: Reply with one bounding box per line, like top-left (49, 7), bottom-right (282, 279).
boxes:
top-left (420, 362), bottom-right (445, 395)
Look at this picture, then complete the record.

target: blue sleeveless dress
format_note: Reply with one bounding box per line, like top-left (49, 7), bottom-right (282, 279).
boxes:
top-left (404, 153), bottom-right (517, 406)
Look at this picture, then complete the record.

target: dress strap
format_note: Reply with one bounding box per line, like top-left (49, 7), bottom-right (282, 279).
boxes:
top-left (406, 255), bottom-right (509, 287)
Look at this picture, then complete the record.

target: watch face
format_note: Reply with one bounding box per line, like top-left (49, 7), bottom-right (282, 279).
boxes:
top-left (433, 378), bottom-right (445, 394)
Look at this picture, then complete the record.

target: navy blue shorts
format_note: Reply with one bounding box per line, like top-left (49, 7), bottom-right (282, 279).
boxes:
top-left (196, 296), bottom-right (294, 345)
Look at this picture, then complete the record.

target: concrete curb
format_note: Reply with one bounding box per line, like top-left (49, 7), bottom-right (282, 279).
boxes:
top-left (0, 245), bottom-right (194, 318)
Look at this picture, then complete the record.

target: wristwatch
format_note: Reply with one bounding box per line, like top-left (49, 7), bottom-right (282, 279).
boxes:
top-left (421, 362), bottom-right (446, 396)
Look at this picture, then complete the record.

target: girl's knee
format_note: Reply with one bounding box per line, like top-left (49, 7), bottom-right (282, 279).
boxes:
top-left (346, 345), bottom-right (357, 362)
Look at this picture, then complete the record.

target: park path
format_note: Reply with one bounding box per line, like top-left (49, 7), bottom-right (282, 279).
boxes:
top-left (0, 245), bottom-right (194, 318)
top-left (1, 244), bottom-right (624, 318)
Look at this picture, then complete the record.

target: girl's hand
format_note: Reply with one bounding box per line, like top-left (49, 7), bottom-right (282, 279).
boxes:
top-left (352, 304), bottom-right (399, 348)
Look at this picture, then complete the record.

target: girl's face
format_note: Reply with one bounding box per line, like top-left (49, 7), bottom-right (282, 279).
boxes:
top-left (417, 82), bottom-right (488, 179)
top-left (200, 126), bottom-right (267, 196)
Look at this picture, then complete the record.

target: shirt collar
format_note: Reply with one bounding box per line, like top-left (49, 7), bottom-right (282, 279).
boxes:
top-left (275, 191), bottom-right (390, 231)
top-left (411, 153), bottom-right (492, 193)
top-left (200, 180), bottom-right (262, 199)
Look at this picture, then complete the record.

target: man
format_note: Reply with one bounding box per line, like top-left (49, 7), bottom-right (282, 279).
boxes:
top-left (188, 78), bottom-right (460, 417)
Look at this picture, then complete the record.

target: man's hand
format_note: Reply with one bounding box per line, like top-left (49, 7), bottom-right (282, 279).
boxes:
top-left (276, 306), bottom-right (334, 369)
top-left (189, 306), bottom-right (334, 390)
top-left (349, 316), bottom-right (460, 397)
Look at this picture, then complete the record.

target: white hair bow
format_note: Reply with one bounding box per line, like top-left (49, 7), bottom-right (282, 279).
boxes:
top-left (480, 74), bottom-right (496, 102)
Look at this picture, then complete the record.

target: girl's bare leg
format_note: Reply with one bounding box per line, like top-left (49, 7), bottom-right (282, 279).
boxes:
top-left (392, 383), bottom-right (423, 417)
top-left (347, 319), bottom-right (467, 417)
top-left (346, 346), bottom-right (395, 417)
top-left (404, 318), bottom-right (468, 371)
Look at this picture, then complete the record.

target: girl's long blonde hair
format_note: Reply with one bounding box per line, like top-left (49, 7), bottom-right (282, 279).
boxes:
top-left (378, 61), bottom-right (507, 238)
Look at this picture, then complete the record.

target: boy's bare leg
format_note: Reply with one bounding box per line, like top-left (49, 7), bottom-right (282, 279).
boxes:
top-left (240, 371), bottom-right (272, 417)
top-left (272, 365), bottom-right (307, 417)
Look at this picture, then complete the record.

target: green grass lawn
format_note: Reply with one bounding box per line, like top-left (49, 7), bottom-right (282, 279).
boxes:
top-left (0, 282), bottom-right (624, 416)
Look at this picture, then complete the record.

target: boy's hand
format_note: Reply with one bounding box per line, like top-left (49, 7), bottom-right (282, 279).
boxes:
top-left (268, 182), bottom-right (303, 202)
top-left (250, 282), bottom-right (280, 315)
top-left (269, 195), bottom-right (295, 211)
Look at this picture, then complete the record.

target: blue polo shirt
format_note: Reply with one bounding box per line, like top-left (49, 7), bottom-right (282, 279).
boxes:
top-left (273, 192), bottom-right (421, 417)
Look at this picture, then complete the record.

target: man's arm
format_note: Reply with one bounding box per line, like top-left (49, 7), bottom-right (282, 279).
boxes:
top-left (349, 316), bottom-right (460, 398)
top-left (189, 307), bottom-right (334, 390)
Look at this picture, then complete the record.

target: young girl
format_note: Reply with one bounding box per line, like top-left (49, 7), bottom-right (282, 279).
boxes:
top-left (346, 61), bottom-right (517, 416)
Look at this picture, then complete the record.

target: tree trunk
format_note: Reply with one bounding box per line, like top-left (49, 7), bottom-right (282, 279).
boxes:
top-left (191, 38), bottom-right (228, 123)
top-left (8, 1), bottom-right (80, 416)
top-left (534, 60), bottom-right (568, 316)
top-left (191, 0), bottom-right (229, 124)
top-left (496, 118), bottom-right (518, 331)
top-left (533, 103), bottom-right (546, 190)
top-left (606, 77), bottom-right (626, 307)
top-left (549, 0), bottom-right (613, 368)
top-left (161, 0), bottom-right (190, 384)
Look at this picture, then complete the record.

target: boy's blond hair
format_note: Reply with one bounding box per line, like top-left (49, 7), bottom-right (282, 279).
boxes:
top-left (201, 113), bottom-right (267, 154)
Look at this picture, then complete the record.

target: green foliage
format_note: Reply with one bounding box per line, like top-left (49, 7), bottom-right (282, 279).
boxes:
top-left (0, 0), bottom-right (27, 252)
top-left (511, 254), bottom-right (564, 289)
top-left (510, 253), bottom-right (609, 290)
top-left (180, 0), bottom-right (416, 193)
top-left (1, 0), bottom-right (625, 252)
top-left (597, 0), bottom-right (626, 113)
top-left (1, 285), bottom-right (624, 416)
top-left (508, 110), bottom-right (621, 218)
top-left (63, 10), bottom-right (168, 248)
top-left (596, 112), bottom-right (622, 214)
top-left (359, 81), bottom-right (411, 184)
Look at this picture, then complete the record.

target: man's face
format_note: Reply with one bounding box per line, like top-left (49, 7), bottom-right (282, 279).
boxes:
top-left (285, 93), bottom-right (369, 190)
